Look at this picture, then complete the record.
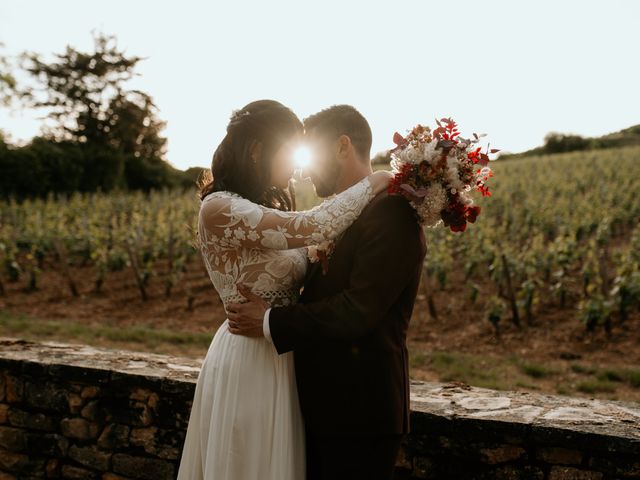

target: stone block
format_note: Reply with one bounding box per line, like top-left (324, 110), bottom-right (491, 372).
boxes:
top-left (24, 381), bottom-right (69, 413)
top-left (129, 388), bottom-right (154, 403)
top-left (60, 417), bottom-right (100, 440)
top-left (129, 427), bottom-right (182, 460)
top-left (81, 386), bottom-right (101, 399)
top-left (102, 473), bottom-right (133, 480)
top-left (45, 458), bottom-right (60, 478)
top-left (68, 393), bottom-right (84, 414)
top-left (588, 456), bottom-right (640, 478)
top-left (25, 432), bottom-right (69, 457)
top-left (150, 396), bottom-right (191, 429)
top-left (490, 465), bottom-right (545, 480)
top-left (412, 456), bottom-right (434, 479)
top-left (105, 398), bottom-right (153, 427)
top-left (68, 444), bottom-right (112, 471)
top-left (112, 453), bottom-right (174, 480)
top-left (0, 449), bottom-right (28, 472)
top-left (480, 445), bottom-right (526, 464)
top-left (549, 466), bottom-right (603, 480)
top-left (536, 446), bottom-right (583, 465)
top-left (7, 408), bottom-right (56, 431)
top-left (81, 399), bottom-right (105, 422)
top-left (147, 393), bottom-right (159, 409)
top-left (97, 423), bottom-right (130, 450)
top-left (61, 463), bottom-right (99, 479)
top-left (0, 427), bottom-right (26, 452)
top-left (4, 376), bottom-right (23, 404)
top-left (395, 445), bottom-right (412, 470)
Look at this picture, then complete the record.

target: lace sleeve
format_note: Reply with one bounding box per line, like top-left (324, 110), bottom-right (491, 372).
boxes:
top-left (199, 176), bottom-right (375, 250)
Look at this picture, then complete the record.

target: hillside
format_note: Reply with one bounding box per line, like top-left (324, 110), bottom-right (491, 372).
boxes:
top-left (499, 123), bottom-right (640, 159)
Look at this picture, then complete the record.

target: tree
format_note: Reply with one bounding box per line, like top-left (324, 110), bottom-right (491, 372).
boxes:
top-left (18, 32), bottom-right (172, 191)
top-left (0, 43), bottom-right (17, 107)
top-left (21, 32), bottom-right (142, 144)
top-left (542, 132), bottom-right (590, 154)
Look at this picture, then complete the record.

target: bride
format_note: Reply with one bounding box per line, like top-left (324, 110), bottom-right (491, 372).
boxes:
top-left (176, 100), bottom-right (391, 479)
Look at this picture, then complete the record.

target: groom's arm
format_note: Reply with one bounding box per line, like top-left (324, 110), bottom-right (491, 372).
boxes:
top-left (268, 195), bottom-right (425, 355)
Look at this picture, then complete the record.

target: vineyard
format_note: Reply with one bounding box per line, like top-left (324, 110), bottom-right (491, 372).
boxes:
top-left (1, 146), bottom-right (639, 401)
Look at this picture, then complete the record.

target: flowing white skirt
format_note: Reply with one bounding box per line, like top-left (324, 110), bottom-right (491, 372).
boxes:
top-left (176, 319), bottom-right (306, 480)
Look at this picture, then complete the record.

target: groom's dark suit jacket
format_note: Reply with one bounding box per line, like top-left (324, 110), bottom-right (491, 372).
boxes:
top-left (269, 190), bottom-right (426, 435)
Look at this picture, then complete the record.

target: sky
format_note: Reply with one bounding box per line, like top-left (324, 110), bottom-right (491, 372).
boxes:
top-left (1, 0), bottom-right (639, 171)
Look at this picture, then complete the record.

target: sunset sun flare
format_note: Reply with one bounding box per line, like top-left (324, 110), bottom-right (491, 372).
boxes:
top-left (294, 145), bottom-right (312, 170)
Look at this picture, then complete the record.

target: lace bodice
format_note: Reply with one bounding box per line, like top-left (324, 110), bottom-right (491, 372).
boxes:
top-left (197, 176), bottom-right (375, 310)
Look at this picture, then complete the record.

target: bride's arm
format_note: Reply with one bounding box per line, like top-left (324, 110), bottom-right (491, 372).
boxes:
top-left (199, 171), bottom-right (391, 250)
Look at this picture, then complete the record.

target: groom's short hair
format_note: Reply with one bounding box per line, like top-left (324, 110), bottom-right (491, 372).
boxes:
top-left (303, 105), bottom-right (372, 161)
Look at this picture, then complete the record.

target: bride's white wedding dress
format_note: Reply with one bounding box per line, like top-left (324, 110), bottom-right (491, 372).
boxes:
top-left (176, 176), bottom-right (375, 480)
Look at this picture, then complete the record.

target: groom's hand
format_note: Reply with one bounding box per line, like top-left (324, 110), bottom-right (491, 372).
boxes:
top-left (226, 284), bottom-right (269, 338)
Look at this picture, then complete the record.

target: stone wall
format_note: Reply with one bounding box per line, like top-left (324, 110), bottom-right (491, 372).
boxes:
top-left (0, 337), bottom-right (638, 480)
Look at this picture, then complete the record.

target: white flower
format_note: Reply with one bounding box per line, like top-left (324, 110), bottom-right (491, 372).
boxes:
top-left (421, 141), bottom-right (440, 163)
top-left (265, 257), bottom-right (292, 278)
top-left (261, 228), bottom-right (289, 249)
top-left (231, 198), bottom-right (264, 228)
top-left (233, 227), bottom-right (246, 240)
top-left (413, 183), bottom-right (448, 227)
top-left (311, 208), bottom-right (331, 225)
top-left (253, 273), bottom-right (277, 291)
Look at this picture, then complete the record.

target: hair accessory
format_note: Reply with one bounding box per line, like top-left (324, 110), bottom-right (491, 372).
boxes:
top-left (230, 109), bottom-right (251, 122)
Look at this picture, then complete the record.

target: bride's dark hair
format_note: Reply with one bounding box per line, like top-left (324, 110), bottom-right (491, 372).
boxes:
top-left (199, 100), bottom-right (302, 211)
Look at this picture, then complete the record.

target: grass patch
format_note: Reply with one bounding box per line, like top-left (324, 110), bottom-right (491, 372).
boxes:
top-left (427, 351), bottom-right (509, 390)
top-left (409, 350), bottom-right (428, 369)
top-left (576, 380), bottom-right (617, 394)
top-left (519, 362), bottom-right (555, 379)
top-left (570, 363), bottom-right (640, 390)
top-left (604, 368), bottom-right (640, 389)
top-left (596, 369), bottom-right (624, 382)
top-left (0, 311), bottom-right (213, 355)
top-left (625, 369), bottom-right (640, 389)
top-left (570, 363), bottom-right (597, 375)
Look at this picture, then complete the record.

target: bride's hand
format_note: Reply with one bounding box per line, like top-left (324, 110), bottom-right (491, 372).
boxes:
top-left (368, 170), bottom-right (394, 195)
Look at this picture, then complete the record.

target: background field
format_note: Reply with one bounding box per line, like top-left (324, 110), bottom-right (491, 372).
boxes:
top-left (1, 145), bottom-right (639, 403)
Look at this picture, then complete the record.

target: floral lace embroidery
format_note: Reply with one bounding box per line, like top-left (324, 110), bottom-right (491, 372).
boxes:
top-left (196, 177), bottom-right (374, 309)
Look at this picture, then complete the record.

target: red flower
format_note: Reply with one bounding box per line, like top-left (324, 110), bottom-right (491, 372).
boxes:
top-left (450, 222), bottom-right (467, 232)
top-left (477, 184), bottom-right (491, 197)
top-left (393, 132), bottom-right (407, 147)
top-left (468, 147), bottom-right (482, 164)
top-left (387, 163), bottom-right (415, 194)
top-left (465, 205), bottom-right (481, 223)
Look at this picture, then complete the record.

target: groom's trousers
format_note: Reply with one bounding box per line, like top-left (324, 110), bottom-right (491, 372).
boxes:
top-left (305, 431), bottom-right (404, 480)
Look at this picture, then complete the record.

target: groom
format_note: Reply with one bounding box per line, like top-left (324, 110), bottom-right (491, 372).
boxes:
top-left (228, 105), bottom-right (426, 480)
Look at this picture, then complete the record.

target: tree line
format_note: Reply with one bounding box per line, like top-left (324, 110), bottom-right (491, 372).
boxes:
top-left (0, 34), bottom-right (203, 199)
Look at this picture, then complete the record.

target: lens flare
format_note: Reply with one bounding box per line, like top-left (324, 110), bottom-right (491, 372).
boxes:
top-left (294, 146), bottom-right (311, 170)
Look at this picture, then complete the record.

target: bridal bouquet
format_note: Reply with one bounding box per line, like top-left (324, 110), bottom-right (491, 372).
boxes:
top-left (388, 118), bottom-right (497, 232)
